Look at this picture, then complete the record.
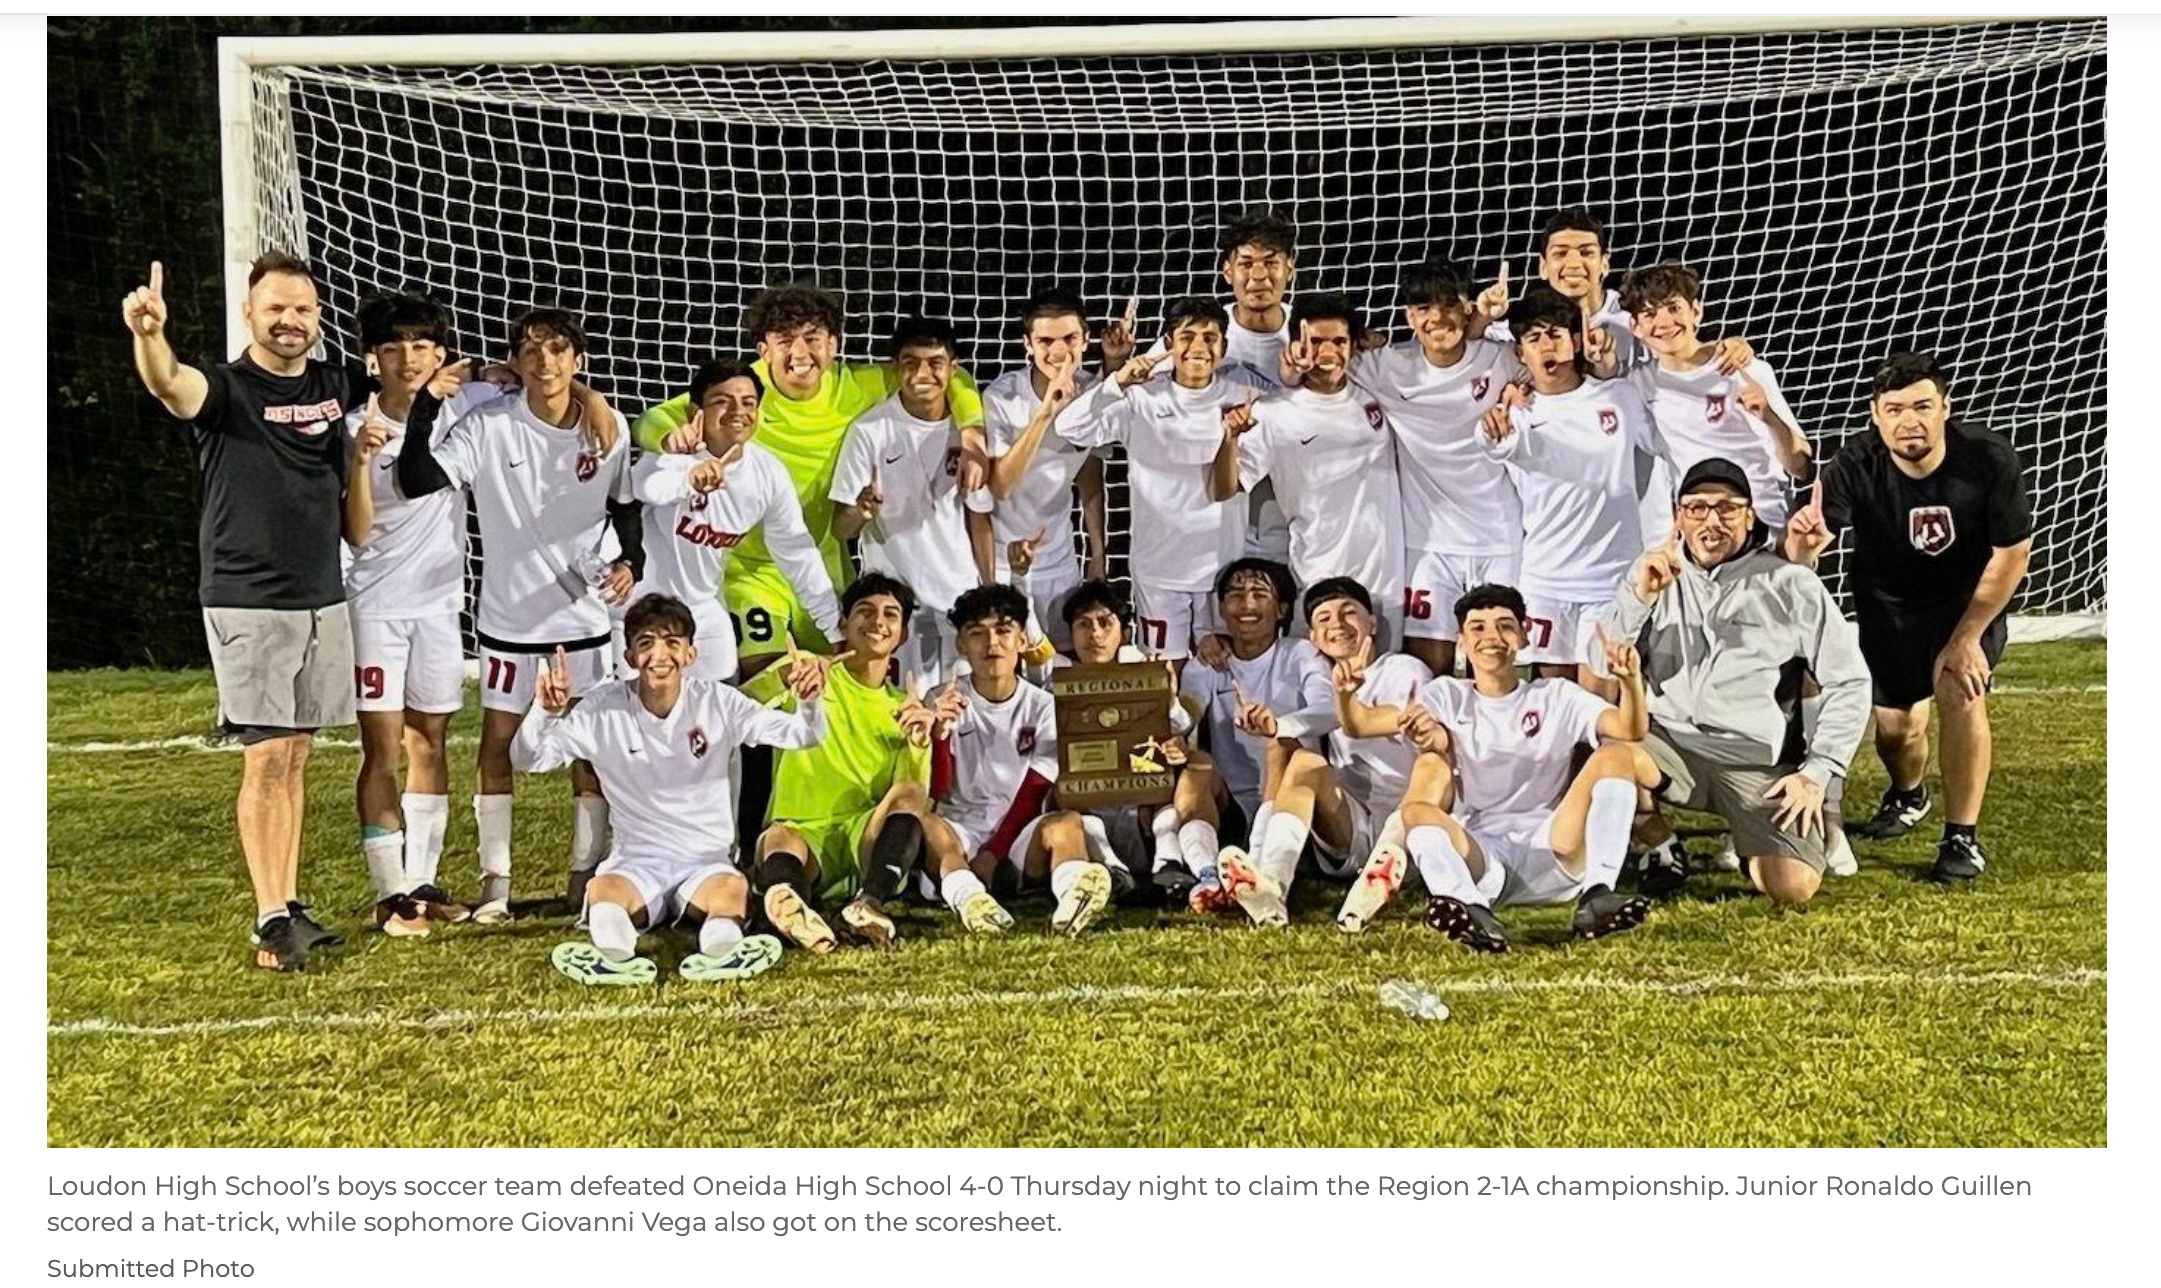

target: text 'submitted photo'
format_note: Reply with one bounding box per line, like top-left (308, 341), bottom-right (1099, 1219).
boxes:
top-left (38, 10), bottom-right (2124, 1285)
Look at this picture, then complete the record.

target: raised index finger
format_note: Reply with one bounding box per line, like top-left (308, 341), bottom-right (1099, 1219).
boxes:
top-left (149, 261), bottom-right (164, 295)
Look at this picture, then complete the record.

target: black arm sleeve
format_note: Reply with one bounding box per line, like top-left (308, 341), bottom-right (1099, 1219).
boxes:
top-left (394, 385), bottom-right (453, 498)
top-left (607, 496), bottom-right (646, 581)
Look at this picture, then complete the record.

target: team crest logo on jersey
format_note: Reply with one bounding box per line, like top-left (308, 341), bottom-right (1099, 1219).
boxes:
top-left (689, 491), bottom-right (708, 512)
top-left (1016, 727), bottom-right (1038, 756)
top-left (575, 450), bottom-right (599, 482)
top-left (1364, 401), bottom-right (1385, 430)
top-left (688, 728), bottom-right (709, 759)
top-left (943, 447), bottom-right (961, 478)
top-left (1909, 506), bottom-right (1956, 555)
top-left (1597, 408), bottom-right (1619, 436)
top-left (1521, 710), bottom-right (1542, 738)
top-left (1471, 375), bottom-right (1491, 401)
top-left (1705, 393), bottom-right (1727, 423)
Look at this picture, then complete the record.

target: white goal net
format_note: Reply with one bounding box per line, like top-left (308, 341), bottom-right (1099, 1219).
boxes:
top-left (226, 17), bottom-right (2107, 638)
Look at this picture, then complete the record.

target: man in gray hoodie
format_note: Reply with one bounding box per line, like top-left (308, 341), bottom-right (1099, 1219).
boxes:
top-left (1598, 457), bottom-right (1869, 906)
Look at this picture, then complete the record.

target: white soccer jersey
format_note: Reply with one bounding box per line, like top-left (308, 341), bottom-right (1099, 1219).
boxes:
top-left (1179, 638), bottom-right (1337, 812)
top-left (1060, 367), bottom-right (1268, 593)
top-left (1483, 378), bottom-right (1665, 603)
top-left (983, 367), bottom-right (1101, 581)
top-left (342, 384), bottom-right (501, 620)
top-left (634, 440), bottom-right (839, 631)
top-left (1328, 651), bottom-right (1432, 812)
top-left (1355, 338), bottom-right (1525, 557)
top-left (1413, 676), bottom-right (1610, 825)
top-left (830, 395), bottom-right (991, 621)
top-left (1236, 383), bottom-right (1406, 605)
top-left (431, 394), bottom-right (634, 646)
top-left (936, 674), bottom-right (1060, 840)
top-left (1631, 355), bottom-right (1803, 526)
top-left (511, 677), bottom-right (828, 863)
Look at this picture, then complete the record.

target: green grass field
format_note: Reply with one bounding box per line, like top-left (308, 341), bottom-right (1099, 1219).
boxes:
top-left (47, 642), bottom-right (2106, 1148)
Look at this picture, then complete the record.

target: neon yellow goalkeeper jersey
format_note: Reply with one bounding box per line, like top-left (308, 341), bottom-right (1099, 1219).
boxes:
top-left (765, 660), bottom-right (930, 825)
top-left (633, 360), bottom-right (984, 577)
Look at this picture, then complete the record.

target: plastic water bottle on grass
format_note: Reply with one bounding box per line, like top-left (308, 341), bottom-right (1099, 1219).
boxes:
top-left (1379, 979), bottom-right (1449, 1021)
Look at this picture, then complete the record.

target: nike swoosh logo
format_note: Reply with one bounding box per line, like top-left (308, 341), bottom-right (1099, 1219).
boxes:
top-left (1298, 435), bottom-right (1318, 446)
top-left (377, 459), bottom-right (394, 471)
top-left (883, 453), bottom-right (906, 465)
top-left (1525, 422), bottom-right (1548, 431)
top-left (507, 458), bottom-right (525, 469)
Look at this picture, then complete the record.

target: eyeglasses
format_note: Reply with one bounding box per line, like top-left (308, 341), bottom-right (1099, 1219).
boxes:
top-left (1677, 499), bottom-right (1752, 521)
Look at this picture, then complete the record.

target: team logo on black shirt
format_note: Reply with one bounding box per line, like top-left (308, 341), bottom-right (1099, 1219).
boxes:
top-left (1909, 506), bottom-right (1956, 556)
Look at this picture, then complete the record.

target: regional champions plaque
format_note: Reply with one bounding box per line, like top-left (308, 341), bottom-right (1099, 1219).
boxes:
top-left (1049, 662), bottom-right (1176, 807)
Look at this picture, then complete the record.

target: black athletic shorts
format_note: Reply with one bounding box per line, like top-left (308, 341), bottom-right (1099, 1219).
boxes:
top-left (1854, 595), bottom-right (2008, 709)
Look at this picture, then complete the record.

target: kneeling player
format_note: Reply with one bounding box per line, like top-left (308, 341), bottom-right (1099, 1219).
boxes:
top-left (1355, 585), bottom-right (1657, 951)
top-left (915, 584), bottom-right (1114, 936)
top-left (515, 595), bottom-right (831, 985)
top-left (752, 573), bottom-right (936, 952)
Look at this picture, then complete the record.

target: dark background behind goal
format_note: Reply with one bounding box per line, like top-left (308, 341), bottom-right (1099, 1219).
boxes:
top-left (49, 18), bottom-right (2105, 669)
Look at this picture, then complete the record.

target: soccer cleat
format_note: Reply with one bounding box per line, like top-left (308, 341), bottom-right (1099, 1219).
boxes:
top-left (373, 893), bottom-right (430, 938)
top-left (1152, 864), bottom-right (1198, 909)
top-left (762, 884), bottom-right (838, 954)
top-left (1929, 833), bottom-right (1988, 884)
top-left (1219, 848), bottom-right (1288, 928)
top-left (679, 934), bottom-right (784, 983)
top-left (1825, 828), bottom-right (1858, 877)
top-left (1188, 865), bottom-right (1237, 915)
top-left (1571, 883), bottom-right (1650, 940)
top-left (1423, 896), bottom-right (1510, 953)
top-left (285, 901), bottom-right (344, 951)
top-left (1632, 835), bottom-right (1689, 897)
top-left (472, 875), bottom-right (513, 925)
top-left (550, 940), bottom-right (657, 987)
top-left (251, 915), bottom-right (310, 973)
top-left (840, 896), bottom-right (898, 949)
top-left (1852, 785), bottom-right (1931, 840)
top-left (957, 889), bottom-right (1015, 935)
top-left (1103, 858), bottom-right (1137, 902)
top-left (1337, 844), bottom-right (1408, 933)
top-left (1051, 863), bottom-right (1115, 937)
top-left (407, 882), bottom-right (470, 924)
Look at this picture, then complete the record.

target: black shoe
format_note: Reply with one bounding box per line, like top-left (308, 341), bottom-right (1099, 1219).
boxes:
top-left (1929, 833), bottom-right (1988, 884)
top-left (407, 882), bottom-right (471, 923)
top-left (1633, 837), bottom-right (1689, 898)
top-left (1152, 865), bottom-right (1197, 909)
top-left (251, 915), bottom-right (309, 973)
top-left (1424, 896), bottom-right (1510, 953)
top-left (284, 900), bottom-right (344, 951)
top-left (1852, 785), bottom-right (1930, 840)
top-left (1572, 883), bottom-right (1650, 940)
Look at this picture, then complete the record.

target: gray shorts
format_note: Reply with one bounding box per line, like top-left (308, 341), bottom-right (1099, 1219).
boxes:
top-left (1642, 727), bottom-right (1843, 873)
top-left (203, 605), bottom-right (356, 736)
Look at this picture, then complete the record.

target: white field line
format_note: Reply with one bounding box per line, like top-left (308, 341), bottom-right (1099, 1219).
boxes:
top-left (49, 966), bottom-right (2105, 1041)
top-left (46, 685), bottom-right (2106, 755)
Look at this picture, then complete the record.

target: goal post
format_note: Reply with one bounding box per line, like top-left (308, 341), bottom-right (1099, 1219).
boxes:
top-left (218, 16), bottom-right (2107, 639)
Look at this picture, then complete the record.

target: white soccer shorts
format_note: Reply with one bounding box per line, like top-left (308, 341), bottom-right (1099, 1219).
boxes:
top-left (1518, 593), bottom-right (1608, 667)
top-left (352, 613), bottom-right (466, 715)
top-left (586, 853), bottom-right (743, 927)
top-left (476, 639), bottom-right (610, 714)
top-left (1465, 811), bottom-right (1584, 909)
top-left (941, 811), bottom-right (1051, 874)
top-left (1021, 559), bottom-right (1084, 652)
top-left (1131, 582), bottom-right (1222, 661)
top-left (1307, 790), bottom-right (1377, 880)
top-left (1401, 550), bottom-right (1523, 642)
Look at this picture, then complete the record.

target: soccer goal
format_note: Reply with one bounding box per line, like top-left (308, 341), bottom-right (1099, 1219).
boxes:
top-left (218, 16), bottom-right (2107, 640)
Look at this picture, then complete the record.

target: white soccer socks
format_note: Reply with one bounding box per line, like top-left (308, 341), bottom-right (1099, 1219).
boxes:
top-left (474, 794), bottom-right (513, 881)
top-left (362, 831), bottom-right (406, 901)
top-left (1583, 779), bottom-right (1637, 891)
top-left (940, 867), bottom-right (988, 910)
top-left (588, 901), bottom-right (639, 962)
top-left (1177, 819), bottom-right (1220, 876)
top-left (1408, 824), bottom-right (1485, 907)
top-left (1257, 810), bottom-right (1309, 893)
top-left (1150, 807), bottom-right (1182, 872)
top-left (698, 916), bottom-right (745, 957)
top-left (569, 796), bottom-right (610, 874)
top-left (401, 792), bottom-right (450, 886)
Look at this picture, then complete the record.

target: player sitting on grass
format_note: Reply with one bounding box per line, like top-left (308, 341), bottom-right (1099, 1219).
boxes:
top-left (1061, 298), bottom-right (1270, 662)
top-left (830, 316), bottom-right (997, 686)
top-left (1601, 457), bottom-right (1871, 907)
top-left (516, 594), bottom-right (832, 986)
top-left (1344, 584), bottom-right (1655, 951)
top-left (340, 291), bottom-right (498, 936)
top-left (398, 308), bottom-right (639, 923)
top-left (1058, 579), bottom-right (1223, 908)
top-left (910, 583), bottom-right (1115, 936)
top-left (1181, 559), bottom-right (1337, 925)
top-left (1479, 285), bottom-right (1664, 688)
top-left (1621, 260), bottom-right (1811, 527)
top-left (633, 355), bottom-right (839, 683)
top-left (751, 572), bottom-right (936, 952)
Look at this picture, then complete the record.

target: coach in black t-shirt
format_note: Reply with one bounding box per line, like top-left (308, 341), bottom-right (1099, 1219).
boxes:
top-left (124, 252), bottom-right (373, 972)
top-left (1786, 352), bottom-right (2032, 884)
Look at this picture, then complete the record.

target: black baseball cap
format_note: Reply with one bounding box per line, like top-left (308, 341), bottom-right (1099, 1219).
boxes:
top-left (1676, 456), bottom-right (1752, 501)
